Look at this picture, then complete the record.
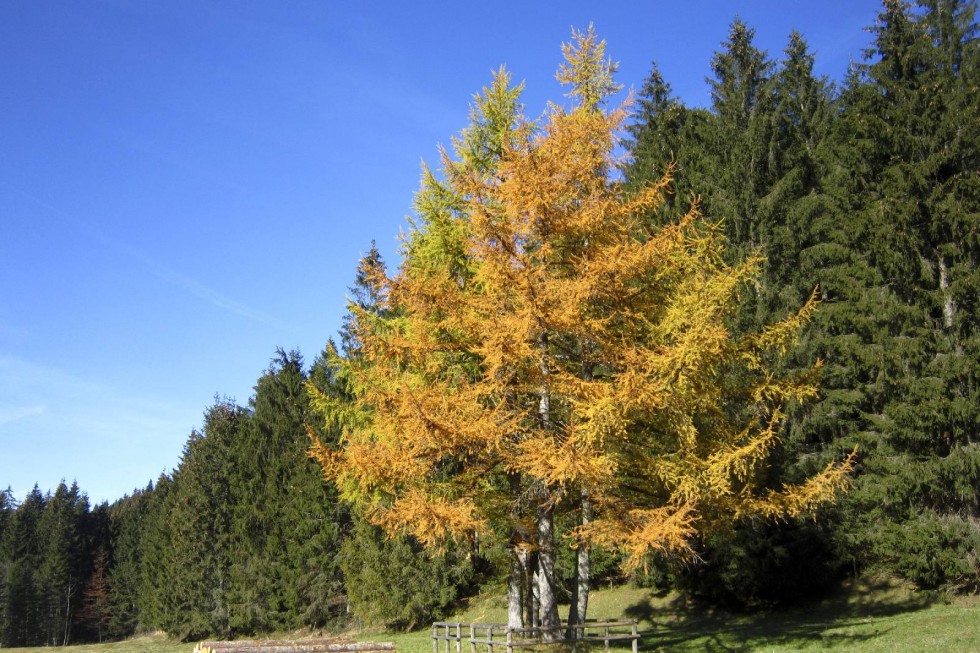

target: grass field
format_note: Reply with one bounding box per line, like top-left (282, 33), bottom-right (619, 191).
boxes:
top-left (371, 577), bottom-right (980, 653)
top-left (11, 577), bottom-right (980, 653)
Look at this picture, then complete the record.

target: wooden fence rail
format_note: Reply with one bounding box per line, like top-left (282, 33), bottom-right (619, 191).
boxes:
top-left (432, 620), bottom-right (638, 653)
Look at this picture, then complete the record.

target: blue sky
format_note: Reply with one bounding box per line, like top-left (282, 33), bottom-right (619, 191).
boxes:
top-left (0, 0), bottom-right (883, 505)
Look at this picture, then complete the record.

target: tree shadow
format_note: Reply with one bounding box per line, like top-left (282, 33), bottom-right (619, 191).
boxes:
top-left (626, 577), bottom-right (932, 652)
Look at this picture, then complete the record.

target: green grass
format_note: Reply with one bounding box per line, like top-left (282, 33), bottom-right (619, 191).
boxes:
top-left (365, 577), bottom-right (980, 653)
top-left (10, 632), bottom-right (192, 653)
top-left (11, 578), bottom-right (980, 653)
top-left (626, 578), bottom-right (980, 652)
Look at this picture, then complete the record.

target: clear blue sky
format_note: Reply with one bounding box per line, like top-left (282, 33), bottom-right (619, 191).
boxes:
top-left (1, 0), bottom-right (883, 505)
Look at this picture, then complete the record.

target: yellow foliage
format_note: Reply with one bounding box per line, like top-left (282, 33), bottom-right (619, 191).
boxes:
top-left (307, 30), bottom-right (853, 572)
top-left (372, 488), bottom-right (486, 550)
top-left (581, 504), bottom-right (698, 571)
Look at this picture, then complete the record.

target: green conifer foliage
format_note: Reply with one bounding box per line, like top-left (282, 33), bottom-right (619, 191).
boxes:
top-left (624, 62), bottom-right (709, 224)
top-left (626, 4), bottom-right (978, 598)
top-left (37, 482), bottom-right (89, 646)
top-left (704, 19), bottom-right (777, 252)
top-left (0, 488), bottom-right (11, 544)
top-left (137, 474), bottom-right (175, 633)
top-left (296, 349), bottom-right (349, 629)
top-left (229, 349), bottom-right (346, 633)
top-left (0, 488), bottom-right (12, 642)
top-left (153, 401), bottom-right (245, 640)
top-left (831, 0), bottom-right (980, 590)
top-left (0, 487), bottom-right (45, 646)
top-left (338, 515), bottom-right (475, 631)
top-left (106, 484), bottom-right (154, 638)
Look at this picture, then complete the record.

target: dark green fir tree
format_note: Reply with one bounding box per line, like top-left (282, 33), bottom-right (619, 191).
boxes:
top-left (829, 0), bottom-right (980, 591)
top-left (106, 484), bottom-right (155, 638)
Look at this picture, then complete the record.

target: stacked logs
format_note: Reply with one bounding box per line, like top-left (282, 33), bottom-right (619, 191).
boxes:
top-left (193, 638), bottom-right (396, 653)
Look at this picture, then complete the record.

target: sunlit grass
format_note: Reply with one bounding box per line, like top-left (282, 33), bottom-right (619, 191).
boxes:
top-left (12, 632), bottom-right (192, 653)
top-left (360, 577), bottom-right (980, 653)
top-left (10, 578), bottom-right (980, 653)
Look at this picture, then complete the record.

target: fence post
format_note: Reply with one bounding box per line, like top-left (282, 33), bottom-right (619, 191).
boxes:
top-left (631, 620), bottom-right (638, 653)
top-left (506, 628), bottom-right (513, 653)
top-left (433, 623), bottom-right (438, 653)
top-left (456, 623), bottom-right (462, 653)
top-left (604, 624), bottom-right (610, 653)
top-left (470, 624), bottom-right (476, 653)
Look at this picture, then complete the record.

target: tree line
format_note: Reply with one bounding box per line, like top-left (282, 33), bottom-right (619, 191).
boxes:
top-left (623, 0), bottom-right (978, 603)
top-left (1, 347), bottom-right (483, 645)
top-left (1, 0), bottom-right (976, 645)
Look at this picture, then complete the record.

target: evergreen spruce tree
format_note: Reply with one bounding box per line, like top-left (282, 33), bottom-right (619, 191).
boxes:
top-left (152, 401), bottom-right (245, 640)
top-left (2, 562), bottom-right (42, 647)
top-left (1, 487), bottom-right (46, 646)
top-left (229, 360), bottom-right (291, 634)
top-left (623, 62), bottom-right (709, 223)
top-left (827, 0), bottom-right (980, 590)
top-left (340, 242), bottom-right (389, 358)
top-left (338, 514), bottom-right (475, 631)
top-left (138, 474), bottom-right (174, 633)
top-left (0, 487), bottom-right (11, 544)
top-left (0, 487), bottom-right (11, 643)
top-left (294, 349), bottom-right (349, 629)
top-left (229, 348), bottom-right (346, 633)
top-left (704, 18), bottom-right (777, 255)
top-left (107, 484), bottom-right (154, 638)
top-left (37, 482), bottom-right (89, 646)
top-left (625, 24), bottom-right (853, 607)
top-left (757, 32), bottom-right (834, 311)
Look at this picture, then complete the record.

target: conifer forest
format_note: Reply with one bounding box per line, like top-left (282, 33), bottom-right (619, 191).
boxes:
top-left (1, 1), bottom-right (977, 646)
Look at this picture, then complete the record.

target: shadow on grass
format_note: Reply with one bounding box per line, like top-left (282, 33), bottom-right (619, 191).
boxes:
top-left (626, 578), bottom-right (932, 652)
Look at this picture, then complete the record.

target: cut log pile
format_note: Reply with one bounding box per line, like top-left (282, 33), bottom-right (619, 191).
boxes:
top-left (193, 638), bottom-right (396, 653)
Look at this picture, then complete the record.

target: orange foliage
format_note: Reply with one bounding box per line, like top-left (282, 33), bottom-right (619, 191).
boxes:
top-left (308, 28), bottom-right (853, 570)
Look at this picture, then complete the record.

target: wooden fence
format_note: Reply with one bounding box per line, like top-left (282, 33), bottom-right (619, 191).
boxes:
top-left (432, 620), bottom-right (638, 653)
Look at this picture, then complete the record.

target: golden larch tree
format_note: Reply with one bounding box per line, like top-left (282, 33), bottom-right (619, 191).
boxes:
top-left (309, 26), bottom-right (853, 634)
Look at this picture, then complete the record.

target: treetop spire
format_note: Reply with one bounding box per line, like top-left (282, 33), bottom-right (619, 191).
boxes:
top-left (556, 24), bottom-right (623, 112)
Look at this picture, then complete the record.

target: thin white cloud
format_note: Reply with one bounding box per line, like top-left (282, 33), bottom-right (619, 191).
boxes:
top-left (2, 181), bottom-right (286, 329)
top-left (0, 355), bottom-right (191, 433)
top-left (0, 354), bottom-right (196, 503)
top-left (0, 404), bottom-right (45, 427)
top-left (107, 236), bottom-right (289, 329)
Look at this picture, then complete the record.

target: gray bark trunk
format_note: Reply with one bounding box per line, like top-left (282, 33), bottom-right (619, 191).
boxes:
top-left (534, 334), bottom-right (560, 641)
top-left (565, 492), bottom-right (591, 639)
top-left (575, 493), bottom-right (591, 625)
top-left (508, 547), bottom-right (525, 629)
top-left (536, 502), bottom-right (560, 642)
top-left (526, 549), bottom-right (539, 629)
top-left (938, 254), bottom-right (956, 331)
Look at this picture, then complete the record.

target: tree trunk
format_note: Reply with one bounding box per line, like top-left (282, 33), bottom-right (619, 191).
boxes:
top-left (508, 546), bottom-right (524, 629)
top-left (526, 549), bottom-right (539, 629)
top-left (938, 253), bottom-right (956, 331)
top-left (565, 492), bottom-right (591, 640)
top-left (536, 502), bottom-right (560, 642)
top-left (62, 581), bottom-right (75, 647)
top-left (533, 334), bottom-right (559, 640)
top-left (567, 357), bottom-right (595, 639)
top-left (575, 493), bottom-right (592, 625)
